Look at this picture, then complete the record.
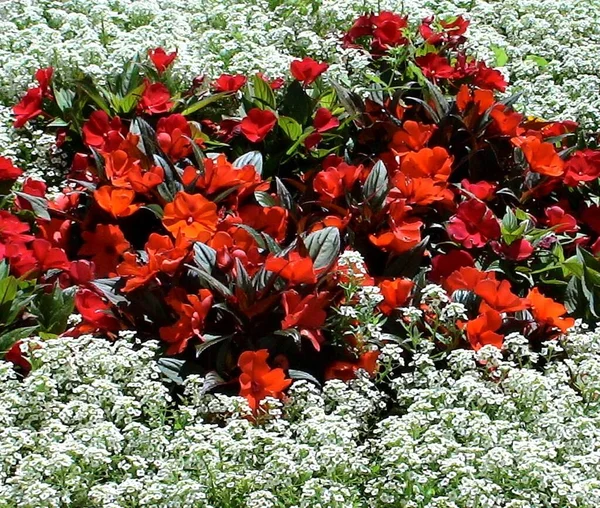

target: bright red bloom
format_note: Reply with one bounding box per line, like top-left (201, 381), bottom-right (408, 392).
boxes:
top-left (343, 14), bottom-right (374, 47)
top-left (489, 105), bottom-right (524, 137)
top-left (475, 279), bottom-right (528, 313)
top-left (75, 289), bottom-right (120, 332)
top-left (444, 266), bottom-right (496, 295)
top-left (5, 341), bottom-right (33, 373)
top-left (371, 11), bottom-right (408, 49)
top-left (389, 121), bottom-right (436, 154)
top-left (281, 290), bottom-right (329, 350)
top-left (447, 200), bottom-right (500, 248)
top-left (313, 108), bottom-right (339, 133)
top-left (563, 149), bottom-right (600, 187)
top-left (461, 179), bottom-right (496, 201)
top-left (159, 289), bottom-right (213, 355)
top-left (238, 204), bottom-right (288, 241)
top-left (313, 162), bottom-right (362, 201)
top-left (513, 136), bottom-right (564, 177)
top-left (185, 153), bottom-right (259, 196)
top-left (472, 61), bottom-right (508, 92)
top-left (240, 108), bottom-right (277, 143)
top-left (378, 278), bottom-right (413, 314)
top-left (290, 57), bottom-right (328, 86)
top-left (265, 252), bottom-right (318, 285)
top-left (82, 110), bottom-right (123, 150)
top-left (13, 67), bottom-right (53, 128)
top-left (429, 250), bottom-right (474, 284)
top-left (31, 239), bottom-right (70, 272)
top-left (545, 206), bottom-right (579, 234)
top-left (94, 186), bottom-right (140, 218)
top-left (15, 178), bottom-right (47, 211)
top-left (156, 114), bottom-right (192, 160)
top-left (0, 211), bottom-right (35, 254)
top-left (401, 147), bottom-right (453, 182)
top-left (148, 47), bottom-right (177, 74)
top-left (5, 243), bottom-right (37, 278)
top-left (213, 74), bottom-right (247, 92)
top-left (0, 156), bottom-right (23, 180)
top-left (527, 288), bottom-right (574, 334)
top-left (325, 351), bottom-right (380, 381)
top-left (370, 220), bottom-right (423, 254)
top-left (79, 224), bottom-right (131, 277)
top-left (491, 238), bottom-right (534, 261)
top-left (420, 15), bottom-right (469, 46)
top-left (162, 191), bottom-right (218, 242)
top-left (466, 309), bottom-right (504, 350)
top-left (138, 80), bottom-right (173, 114)
top-left (415, 53), bottom-right (455, 80)
top-left (238, 349), bottom-right (292, 411)
top-left (304, 132), bottom-right (322, 150)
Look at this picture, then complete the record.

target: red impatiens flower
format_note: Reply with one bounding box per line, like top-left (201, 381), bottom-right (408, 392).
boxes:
top-left (138, 80), bottom-right (173, 114)
top-left (544, 206), bottom-right (579, 234)
top-left (527, 288), bottom-right (574, 334)
top-left (5, 341), bottom-right (33, 374)
top-left (429, 250), bottom-right (474, 284)
top-left (0, 156), bottom-right (23, 180)
top-left (370, 220), bottom-right (423, 254)
top-left (156, 114), bottom-right (192, 160)
top-left (461, 179), bottom-right (497, 201)
top-left (371, 11), bottom-right (408, 49)
top-left (82, 110), bottom-right (123, 150)
top-left (444, 266), bottom-right (496, 295)
top-left (491, 238), bottom-right (534, 261)
top-left (563, 149), bottom-right (600, 187)
top-left (162, 191), bottom-right (218, 242)
top-left (466, 309), bottom-right (504, 350)
top-left (31, 239), bottom-right (70, 273)
top-left (401, 146), bottom-right (453, 182)
top-left (313, 162), bottom-right (361, 201)
top-left (389, 120), bottom-right (436, 154)
top-left (475, 279), bottom-right (528, 313)
top-left (281, 290), bottom-right (329, 350)
top-left (472, 61), bottom-right (508, 92)
top-left (238, 349), bottom-right (292, 411)
top-left (148, 47), bottom-right (177, 74)
top-left (13, 67), bottom-right (53, 128)
top-left (79, 224), bottom-right (131, 277)
top-left (15, 178), bottom-right (46, 212)
top-left (415, 53), bottom-right (455, 80)
top-left (213, 74), bottom-right (247, 92)
top-left (94, 186), bottom-right (140, 218)
top-left (447, 200), bottom-right (500, 249)
top-left (290, 57), bottom-right (329, 86)
top-left (378, 278), bottom-right (413, 315)
top-left (75, 288), bottom-right (120, 332)
top-left (240, 108), bottom-right (277, 143)
top-left (325, 351), bottom-right (380, 381)
top-left (512, 136), bottom-right (564, 177)
top-left (265, 252), bottom-right (318, 285)
top-left (313, 108), bottom-right (339, 133)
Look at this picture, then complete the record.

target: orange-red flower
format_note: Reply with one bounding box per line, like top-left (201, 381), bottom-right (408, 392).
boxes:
top-left (290, 57), bottom-right (328, 86)
top-left (378, 278), bottom-right (413, 314)
top-left (281, 290), bottom-right (329, 350)
top-left (156, 114), bottom-right (192, 160)
top-left (240, 108), bottom-right (277, 143)
top-left (138, 80), bottom-right (173, 114)
top-left (369, 220), bottom-right (422, 254)
top-left (79, 224), bottom-right (131, 277)
top-left (325, 351), bottom-right (380, 381)
top-left (238, 349), bottom-right (292, 411)
top-left (265, 252), bottom-right (318, 285)
top-left (466, 309), bottom-right (504, 350)
top-left (512, 136), bottom-right (564, 177)
top-left (444, 266), bottom-right (496, 295)
top-left (94, 186), bottom-right (140, 218)
top-left (475, 279), bottom-right (528, 313)
top-left (527, 288), bottom-right (574, 334)
top-left (162, 191), bottom-right (218, 242)
top-left (184, 153), bottom-right (259, 196)
top-left (148, 47), bottom-right (177, 74)
top-left (400, 146), bottom-right (453, 182)
top-left (389, 121), bottom-right (436, 154)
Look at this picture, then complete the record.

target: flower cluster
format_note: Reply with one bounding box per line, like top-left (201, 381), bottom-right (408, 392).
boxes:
top-left (2, 328), bottom-right (600, 507)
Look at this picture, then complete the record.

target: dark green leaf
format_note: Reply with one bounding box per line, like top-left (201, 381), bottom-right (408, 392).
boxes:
top-left (304, 227), bottom-right (341, 271)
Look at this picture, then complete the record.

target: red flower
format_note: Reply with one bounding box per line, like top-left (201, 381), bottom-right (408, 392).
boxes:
top-left (5, 341), bottom-right (33, 374)
top-left (162, 191), bottom-right (218, 242)
top-left (371, 11), bottom-right (408, 49)
top-left (281, 290), bottom-right (329, 350)
top-left (444, 266), bottom-right (496, 295)
top-left (265, 252), bottom-right (318, 285)
top-left (313, 108), bottom-right (339, 133)
top-left (75, 289), bottom-right (120, 332)
top-left (0, 156), bottom-right (23, 181)
top-left (415, 53), bottom-right (455, 80)
top-left (390, 121), bottom-right (436, 154)
top-left (13, 88), bottom-right (43, 128)
top-left (512, 136), bottom-right (564, 177)
top-left (370, 220), bottom-right (423, 254)
top-left (31, 239), bottom-right (70, 273)
top-left (304, 132), bottom-right (322, 150)
top-left (213, 74), bottom-right (247, 92)
top-left (378, 278), bottom-right (413, 314)
top-left (313, 162), bottom-right (361, 201)
top-left (472, 61), bottom-right (508, 92)
top-left (466, 309), bottom-right (504, 350)
top-left (429, 250), bottom-right (474, 284)
top-left (461, 179), bottom-right (496, 201)
top-left (527, 288), bottom-right (574, 334)
top-left (82, 110), bottom-right (123, 151)
top-left (240, 108), bottom-right (277, 143)
top-left (79, 224), bottom-right (131, 277)
top-left (564, 149), bottom-right (600, 187)
top-left (94, 186), bottom-right (140, 218)
top-left (138, 80), bottom-right (173, 114)
top-left (290, 57), bottom-right (328, 86)
top-left (475, 279), bottom-right (528, 313)
top-left (148, 47), bottom-right (177, 74)
top-left (15, 178), bottom-right (47, 212)
top-left (544, 206), bottom-right (579, 234)
top-left (491, 238), bottom-right (534, 261)
top-left (447, 200), bottom-right (500, 248)
top-left (325, 351), bottom-right (380, 381)
top-left (401, 147), bottom-right (453, 182)
top-left (238, 349), bottom-right (292, 411)
top-left (156, 114), bottom-right (192, 160)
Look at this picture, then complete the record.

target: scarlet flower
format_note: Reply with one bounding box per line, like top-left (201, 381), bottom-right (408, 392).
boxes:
top-left (240, 108), bottom-right (277, 143)
top-left (31, 239), bottom-right (70, 273)
top-left (563, 149), bottom-right (600, 187)
top-left (391, 175), bottom-right (450, 206)
top-left (456, 85), bottom-right (495, 116)
top-left (238, 204), bottom-right (288, 241)
top-left (527, 288), bottom-right (574, 334)
top-left (159, 289), bottom-right (213, 355)
top-left (148, 47), bottom-right (177, 74)
top-left (303, 132), bottom-right (322, 150)
top-left (5, 243), bottom-right (37, 278)
top-left (513, 136), bottom-right (564, 177)
top-left (127, 165), bottom-right (164, 194)
top-left (343, 14), bottom-right (374, 47)
top-left (472, 61), bottom-right (508, 92)
top-left (461, 179), bottom-right (496, 201)
top-left (313, 162), bottom-right (361, 201)
top-left (475, 279), bottom-right (528, 313)
top-left (466, 309), bottom-right (504, 350)
top-left (429, 250), bottom-right (474, 284)
top-left (447, 200), bottom-right (500, 249)
top-left (491, 238), bottom-right (534, 261)
top-left (290, 57), bottom-right (329, 86)
top-left (0, 156), bottom-right (23, 180)
top-left (156, 114), bottom-right (192, 160)
top-left (138, 80), bottom-right (173, 114)
top-left (13, 88), bottom-right (43, 128)
top-left (371, 11), bottom-right (408, 49)
top-left (75, 288), bottom-right (120, 332)
top-left (401, 147), bottom-right (453, 182)
top-left (185, 153), bottom-right (259, 196)
top-left (420, 15), bottom-right (469, 46)
top-left (389, 121), bottom-right (436, 154)
top-left (444, 266), bottom-right (496, 295)
top-left (378, 278), bottom-right (413, 315)
top-left (15, 178), bottom-right (47, 211)
top-left (94, 186), bottom-right (140, 218)
top-left (82, 110), bottom-right (123, 150)
top-left (415, 53), bottom-right (455, 80)
top-left (281, 290), bottom-right (329, 350)
top-left (265, 251), bottom-right (318, 285)
top-left (313, 108), bottom-right (340, 133)
top-left (325, 351), bottom-right (380, 381)
top-left (238, 349), bottom-right (292, 411)
top-left (489, 105), bottom-right (524, 137)
top-left (369, 220), bottom-right (423, 254)
top-left (5, 341), bottom-right (33, 374)
top-left (79, 224), bottom-right (131, 277)
top-left (162, 191), bottom-right (218, 242)
top-left (256, 72), bottom-right (285, 90)
top-left (544, 206), bottom-right (579, 234)
top-left (0, 211), bottom-right (35, 251)
top-left (213, 74), bottom-right (247, 92)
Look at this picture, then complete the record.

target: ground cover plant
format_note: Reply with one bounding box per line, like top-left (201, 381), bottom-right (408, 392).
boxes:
top-left (1, 5), bottom-right (600, 507)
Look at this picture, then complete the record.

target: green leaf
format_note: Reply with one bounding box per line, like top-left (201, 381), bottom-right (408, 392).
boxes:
top-left (281, 80), bottom-right (313, 125)
top-left (363, 160), bottom-right (389, 211)
top-left (304, 227), bottom-right (341, 271)
top-left (255, 190), bottom-right (277, 207)
top-left (288, 368), bottom-right (321, 386)
top-left (0, 326), bottom-right (39, 354)
top-left (525, 54), bottom-right (550, 68)
top-left (234, 151), bottom-right (263, 176)
top-left (193, 242), bottom-right (217, 273)
top-left (29, 285), bottom-right (74, 335)
top-left (196, 334), bottom-right (233, 357)
top-left (275, 177), bottom-right (294, 211)
top-left (491, 45), bottom-right (509, 67)
top-left (157, 358), bottom-right (186, 385)
top-left (13, 192), bottom-right (50, 221)
top-left (186, 264), bottom-right (233, 298)
top-left (181, 92), bottom-right (229, 116)
top-left (54, 88), bottom-right (76, 113)
top-left (251, 74), bottom-right (276, 110)
top-left (278, 116), bottom-right (303, 141)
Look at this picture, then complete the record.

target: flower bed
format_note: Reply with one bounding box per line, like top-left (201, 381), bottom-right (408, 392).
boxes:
top-left (1, 6), bottom-right (600, 507)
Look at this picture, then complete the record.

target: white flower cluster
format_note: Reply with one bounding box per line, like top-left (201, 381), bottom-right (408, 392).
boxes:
top-left (3, 328), bottom-right (600, 507)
